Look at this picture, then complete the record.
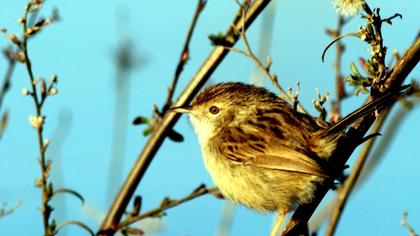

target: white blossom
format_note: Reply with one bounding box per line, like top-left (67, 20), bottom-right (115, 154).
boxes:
top-left (333, 0), bottom-right (364, 16)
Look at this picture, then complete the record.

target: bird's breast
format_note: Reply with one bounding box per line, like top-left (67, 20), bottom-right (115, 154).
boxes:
top-left (201, 147), bottom-right (322, 213)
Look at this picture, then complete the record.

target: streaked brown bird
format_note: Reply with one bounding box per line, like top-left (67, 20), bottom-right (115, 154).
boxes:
top-left (171, 82), bottom-right (404, 235)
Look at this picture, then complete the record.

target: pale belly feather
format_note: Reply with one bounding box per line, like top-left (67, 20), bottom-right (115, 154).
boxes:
top-left (202, 149), bottom-right (324, 213)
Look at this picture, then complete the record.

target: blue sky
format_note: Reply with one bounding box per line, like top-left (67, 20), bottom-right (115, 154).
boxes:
top-left (0, 0), bottom-right (419, 235)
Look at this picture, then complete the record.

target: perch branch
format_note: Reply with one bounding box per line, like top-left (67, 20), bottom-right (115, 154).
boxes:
top-left (325, 107), bottom-right (390, 236)
top-left (282, 31), bottom-right (420, 236)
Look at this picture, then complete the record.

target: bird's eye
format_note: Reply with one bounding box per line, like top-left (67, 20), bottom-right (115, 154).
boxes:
top-left (209, 106), bottom-right (220, 114)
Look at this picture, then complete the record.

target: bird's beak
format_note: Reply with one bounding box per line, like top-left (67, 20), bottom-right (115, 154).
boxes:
top-left (170, 105), bottom-right (192, 114)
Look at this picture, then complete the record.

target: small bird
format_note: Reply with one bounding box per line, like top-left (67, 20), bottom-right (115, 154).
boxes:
top-left (171, 82), bottom-right (404, 235)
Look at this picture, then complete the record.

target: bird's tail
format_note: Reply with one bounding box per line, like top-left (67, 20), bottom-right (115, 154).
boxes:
top-left (318, 84), bottom-right (410, 138)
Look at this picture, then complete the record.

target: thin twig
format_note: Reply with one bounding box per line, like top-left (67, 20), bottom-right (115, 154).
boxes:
top-left (249, 0), bottom-right (277, 86)
top-left (401, 211), bottom-right (419, 236)
top-left (235, 1), bottom-right (308, 114)
top-left (283, 26), bottom-right (420, 236)
top-left (13, 3), bottom-right (88, 235)
top-left (360, 3), bottom-right (388, 91)
top-left (21, 3), bottom-right (51, 232)
top-left (325, 107), bottom-right (390, 236)
top-left (97, 1), bottom-right (272, 235)
top-left (10, 2), bottom-right (62, 234)
top-left (0, 201), bottom-right (22, 218)
top-left (329, 16), bottom-right (348, 122)
top-left (118, 185), bottom-right (218, 230)
top-left (381, 13), bottom-right (402, 24)
top-left (321, 32), bottom-right (360, 63)
top-left (163, 0), bottom-right (207, 112)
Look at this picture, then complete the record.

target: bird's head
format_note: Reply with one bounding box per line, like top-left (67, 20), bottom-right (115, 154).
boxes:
top-left (171, 82), bottom-right (280, 145)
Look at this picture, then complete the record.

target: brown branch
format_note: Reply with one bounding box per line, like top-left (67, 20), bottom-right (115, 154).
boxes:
top-left (117, 185), bottom-right (218, 230)
top-left (240, 30), bottom-right (307, 114)
top-left (282, 31), bottom-right (420, 236)
top-left (97, 1), bottom-right (272, 235)
top-left (20, 3), bottom-right (51, 233)
top-left (232, 1), bottom-right (307, 114)
top-left (328, 16), bottom-right (348, 122)
top-left (10, 2), bottom-right (61, 234)
top-left (308, 101), bottom-right (417, 231)
top-left (249, 0), bottom-right (277, 86)
top-left (163, 0), bottom-right (207, 112)
top-left (385, 37), bottom-right (420, 89)
top-left (361, 3), bottom-right (387, 88)
top-left (325, 107), bottom-right (390, 236)
top-left (334, 16), bottom-right (346, 102)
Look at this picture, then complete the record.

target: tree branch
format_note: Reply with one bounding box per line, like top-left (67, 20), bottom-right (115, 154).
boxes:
top-left (401, 211), bottom-right (419, 236)
top-left (386, 37), bottom-right (420, 89)
top-left (325, 107), bottom-right (390, 236)
top-left (118, 185), bottom-right (218, 230)
top-left (97, 1), bottom-right (272, 235)
top-left (163, 0), bottom-right (207, 112)
top-left (282, 32), bottom-right (420, 236)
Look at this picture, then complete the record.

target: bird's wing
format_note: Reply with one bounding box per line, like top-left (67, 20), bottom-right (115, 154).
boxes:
top-left (215, 127), bottom-right (328, 177)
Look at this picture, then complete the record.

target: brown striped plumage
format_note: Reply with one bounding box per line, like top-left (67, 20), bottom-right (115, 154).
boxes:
top-left (171, 82), bottom-right (404, 229)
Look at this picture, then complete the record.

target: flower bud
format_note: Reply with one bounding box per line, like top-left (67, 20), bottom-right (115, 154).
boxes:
top-left (28, 115), bottom-right (44, 129)
top-left (21, 88), bottom-right (30, 96)
top-left (48, 88), bottom-right (58, 96)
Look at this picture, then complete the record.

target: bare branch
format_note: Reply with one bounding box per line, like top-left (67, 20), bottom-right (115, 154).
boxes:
top-left (328, 16), bottom-right (349, 122)
top-left (0, 201), bottom-right (22, 219)
top-left (385, 37), bottom-right (420, 89)
top-left (401, 211), bottom-right (419, 236)
top-left (233, 1), bottom-right (308, 113)
top-left (163, 0), bottom-right (207, 112)
top-left (325, 107), bottom-right (390, 236)
top-left (20, 2), bottom-right (54, 233)
top-left (117, 185), bottom-right (218, 230)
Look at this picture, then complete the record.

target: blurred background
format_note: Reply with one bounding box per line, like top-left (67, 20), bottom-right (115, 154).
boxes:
top-left (0, 0), bottom-right (419, 235)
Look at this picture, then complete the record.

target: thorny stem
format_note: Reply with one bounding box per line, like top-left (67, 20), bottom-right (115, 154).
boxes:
top-left (118, 186), bottom-right (218, 230)
top-left (163, 0), bottom-right (207, 112)
top-left (325, 107), bottom-right (390, 236)
top-left (21, 3), bottom-right (51, 234)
